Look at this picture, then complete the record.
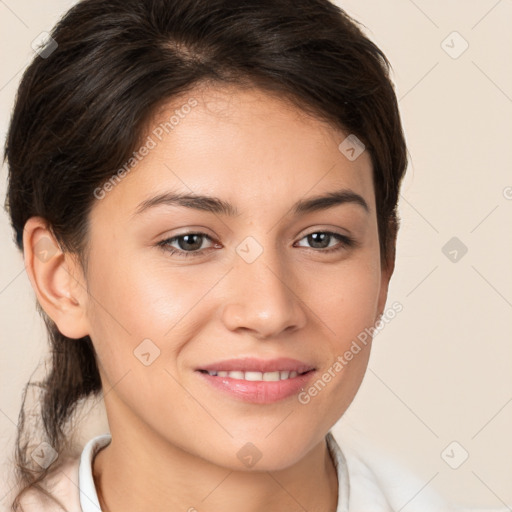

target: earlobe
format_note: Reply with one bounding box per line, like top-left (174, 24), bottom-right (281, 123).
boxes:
top-left (23, 217), bottom-right (90, 339)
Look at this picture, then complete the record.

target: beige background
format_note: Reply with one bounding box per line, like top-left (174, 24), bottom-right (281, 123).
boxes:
top-left (1, 0), bottom-right (511, 509)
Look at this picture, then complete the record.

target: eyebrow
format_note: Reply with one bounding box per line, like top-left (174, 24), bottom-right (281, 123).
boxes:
top-left (133, 188), bottom-right (369, 217)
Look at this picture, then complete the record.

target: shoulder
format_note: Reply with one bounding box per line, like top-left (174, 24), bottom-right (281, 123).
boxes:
top-left (7, 433), bottom-right (111, 512)
top-left (342, 440), bottom-right (446, 511)
top-left (327, 431), bottom-right (472, 512)
top-left (12, 457), bottom-right (82, 512)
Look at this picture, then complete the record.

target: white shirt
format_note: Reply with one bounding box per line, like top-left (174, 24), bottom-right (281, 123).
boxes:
top-left (12, 431), bottom-right (491, 511)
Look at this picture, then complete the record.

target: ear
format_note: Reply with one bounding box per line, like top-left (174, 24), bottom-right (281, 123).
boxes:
top-left (376, 252), bottom-right (395, 321)
top-left (22, 216), bottom-right (90, 339)
top-left (375, 223), bottom-right (397, 321)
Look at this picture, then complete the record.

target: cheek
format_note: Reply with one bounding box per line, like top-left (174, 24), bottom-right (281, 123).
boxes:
top-left (299, 254), bottom-right (381, 401)
top-left (86, 249), bottom-right (186, 337)
top-left (307, 254), bottom-right (382, 338)
top-left (84, 253), bottom-right (214, 378)
top-left (296, 265), bottom-right (379, 423)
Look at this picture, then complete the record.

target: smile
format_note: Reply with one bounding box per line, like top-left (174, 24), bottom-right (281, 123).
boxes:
top-left (195, 358), bottom-right (317, 404)
top-left (198, 369), bottom-right (311, 381)
top-left (201, 370), bottom-right (307, 382)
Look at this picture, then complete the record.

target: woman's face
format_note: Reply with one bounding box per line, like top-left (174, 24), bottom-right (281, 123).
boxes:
top-left (79, 84), bottom-right (391, 470)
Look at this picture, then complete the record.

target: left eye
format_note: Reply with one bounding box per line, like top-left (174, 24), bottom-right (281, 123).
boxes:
top-left (157, 231), bottom-right (355, 258)
top-left (157, 233), bottom-right (217, 258)
top-left (295, 231), bottom-right (354, 252)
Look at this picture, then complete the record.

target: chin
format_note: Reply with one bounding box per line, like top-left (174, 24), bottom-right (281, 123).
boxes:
top-left (200, 432), bottom-right (321, 472)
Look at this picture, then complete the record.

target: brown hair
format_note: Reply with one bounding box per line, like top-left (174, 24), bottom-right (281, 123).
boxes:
top-left (3, 0), bottom-right (407, 509)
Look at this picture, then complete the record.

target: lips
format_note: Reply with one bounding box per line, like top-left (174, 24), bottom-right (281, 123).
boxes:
top-left (196, 357), bottom-right (317, 403)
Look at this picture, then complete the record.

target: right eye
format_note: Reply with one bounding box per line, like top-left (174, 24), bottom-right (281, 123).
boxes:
top-left (157, 232), bottom-right (220, 258)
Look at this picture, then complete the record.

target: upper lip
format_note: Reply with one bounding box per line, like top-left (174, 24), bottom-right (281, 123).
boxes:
top-left (198, 357), bottom-right (316, 374)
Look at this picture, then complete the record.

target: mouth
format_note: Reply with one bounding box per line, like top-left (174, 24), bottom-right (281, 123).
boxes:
top-left (197, 369), bottom-right (314, 381)
top-left (195, 357), bottom-right (317, 404)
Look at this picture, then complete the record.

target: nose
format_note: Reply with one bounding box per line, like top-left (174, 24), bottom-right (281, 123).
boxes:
top-left (220, 244), bottom-right (308, 339)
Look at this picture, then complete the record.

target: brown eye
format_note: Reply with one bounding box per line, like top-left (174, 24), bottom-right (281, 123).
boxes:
top-left (157, 232), bottom-right (218, 258)
top-left (295, 231), bottom-right (355, 253)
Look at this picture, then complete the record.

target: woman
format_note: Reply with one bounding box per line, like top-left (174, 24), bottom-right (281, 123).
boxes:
top-left (3, 0), bottom-right (453, 510)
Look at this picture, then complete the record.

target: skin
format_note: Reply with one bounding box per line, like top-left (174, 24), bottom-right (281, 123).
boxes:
top-left (23, 83), bottom-right (394, 512)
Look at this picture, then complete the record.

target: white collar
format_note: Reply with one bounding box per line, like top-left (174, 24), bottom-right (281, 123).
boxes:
top-left (78, 433), bottom-right (111, 511)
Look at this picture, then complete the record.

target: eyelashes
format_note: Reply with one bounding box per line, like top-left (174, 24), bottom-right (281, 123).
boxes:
top-left (157, 233), bottom-right (219, 258)
top-left (156, 231), bottom-right (357, 259)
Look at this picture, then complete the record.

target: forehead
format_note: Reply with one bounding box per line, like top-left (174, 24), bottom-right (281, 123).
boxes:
top-left (90, 84), bottom-right (375, 221)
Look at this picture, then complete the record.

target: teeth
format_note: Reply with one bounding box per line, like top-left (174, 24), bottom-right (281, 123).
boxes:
top-left (205, 370), bottom-right (303, 381)
top-left (245, 371), bottom-right (262, 381)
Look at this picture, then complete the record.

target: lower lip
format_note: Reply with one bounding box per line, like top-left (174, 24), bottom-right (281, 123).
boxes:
top-left (197, 371), bottom-right (316, 404)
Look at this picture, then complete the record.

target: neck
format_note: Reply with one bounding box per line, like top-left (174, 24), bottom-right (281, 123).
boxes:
top-left (93, 429), bottom-right (339, 512)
